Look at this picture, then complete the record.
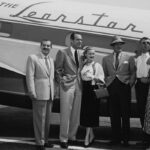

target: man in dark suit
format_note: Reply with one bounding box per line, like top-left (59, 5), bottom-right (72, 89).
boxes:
top-left (102, 36), bottom-right (136, 146)
top-left (55, 32), bottom-right (83, 148)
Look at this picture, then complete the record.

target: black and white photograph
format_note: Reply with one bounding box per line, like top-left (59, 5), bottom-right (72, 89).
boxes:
top-left (0, 0), bottom-right (150, 149)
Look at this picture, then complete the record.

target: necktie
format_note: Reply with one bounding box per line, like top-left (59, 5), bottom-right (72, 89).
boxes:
top-left (115, 53), bottom-right (119, 69)
top-left (45, 57), bottom-right (50, 73)
top-left (74, 50), bottom-right (79, 68)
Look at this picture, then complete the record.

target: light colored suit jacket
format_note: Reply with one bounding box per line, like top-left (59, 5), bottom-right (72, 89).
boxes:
top-left (55, 47), bottom-right (83, 91)
top-left (102, 52), bottom-right (136, 87)
top-left (26, 53), bottom-right (54, 100)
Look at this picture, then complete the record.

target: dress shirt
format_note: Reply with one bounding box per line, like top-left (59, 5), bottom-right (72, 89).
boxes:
top-left (81, 61), bottom-right (95, 81)
top-left (41, 52), bottom-right (50, 72)
top-left (81, 61), bottom-right (105, 84)
top-left (70, 46), bottom-right (78, 61)
top-left (136, 52), bottom-right (150, 78)
top-left (113, 51), bottom-right (122, 68)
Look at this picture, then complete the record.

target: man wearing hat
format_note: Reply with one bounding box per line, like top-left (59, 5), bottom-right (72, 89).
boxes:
top-left (102, 35), bottom-right (136, 146)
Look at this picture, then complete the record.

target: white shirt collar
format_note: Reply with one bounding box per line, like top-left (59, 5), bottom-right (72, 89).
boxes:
top-left (70, 46), bottom-right (76, 56)
top-left (40, 52), bottom-right (50, 59)
top-left (113, 51), bottom-right (122, 58)
top-left (141, 52), bottom-right (149, 57)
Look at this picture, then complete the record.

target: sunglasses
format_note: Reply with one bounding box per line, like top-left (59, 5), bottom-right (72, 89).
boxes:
top-left (142, 42), bottom-right (150, 45)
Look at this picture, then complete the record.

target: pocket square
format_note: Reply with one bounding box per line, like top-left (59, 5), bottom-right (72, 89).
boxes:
top-left (123, 61), bottom-right (128, 64)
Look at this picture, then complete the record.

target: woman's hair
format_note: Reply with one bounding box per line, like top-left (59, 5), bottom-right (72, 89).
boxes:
top-left (82, 46), bottom-right (93, 60)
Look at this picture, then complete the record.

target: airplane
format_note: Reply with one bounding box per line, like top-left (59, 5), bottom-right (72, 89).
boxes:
top-left (0, 0), bottom-right (150, 117)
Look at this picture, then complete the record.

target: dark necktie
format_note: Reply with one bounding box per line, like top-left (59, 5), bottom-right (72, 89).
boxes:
top-left (45, 57), bottom-right (50, 72)
top-left (74, 50), bottom-right (79, 68)
top-left (115, 53), bottom-right (119, 69)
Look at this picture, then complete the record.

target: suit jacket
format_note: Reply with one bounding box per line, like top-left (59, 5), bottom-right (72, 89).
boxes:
top-left (102, 52), bottom-right (136, 87)
top-left (55, 47), bottom-right (83, 91)
top-left (26, 53), bottom-right (55, 100)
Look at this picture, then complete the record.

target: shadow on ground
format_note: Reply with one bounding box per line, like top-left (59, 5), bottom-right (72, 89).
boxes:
top-left (0, 141), bottom-right (148, 150)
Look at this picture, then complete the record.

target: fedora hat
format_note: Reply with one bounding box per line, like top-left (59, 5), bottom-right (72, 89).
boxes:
top-left (110, 35), bottom-right (125, 46)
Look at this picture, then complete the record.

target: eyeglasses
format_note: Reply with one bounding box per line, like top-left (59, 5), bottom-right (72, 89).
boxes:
top-left (142, 42), bottom-right (150, 45)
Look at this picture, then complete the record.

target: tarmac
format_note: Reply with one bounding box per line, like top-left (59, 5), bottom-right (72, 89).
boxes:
top-left (0, 105), bottom-right (149, 150)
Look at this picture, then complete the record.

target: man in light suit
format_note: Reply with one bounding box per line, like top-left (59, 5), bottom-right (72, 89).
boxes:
top-left (26, 39), bottom-right (54, 150)
top-left (102, 36), bottom-right (136, 146)
top-left (55, 32), bottom-right (83, 148)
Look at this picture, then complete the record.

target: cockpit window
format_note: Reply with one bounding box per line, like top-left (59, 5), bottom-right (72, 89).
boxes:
top-left (0, 21), bottom-right (12, 37)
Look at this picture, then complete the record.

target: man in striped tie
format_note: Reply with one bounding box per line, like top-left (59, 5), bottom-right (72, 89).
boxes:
top-left (26, 39), bottom-right (55, 150)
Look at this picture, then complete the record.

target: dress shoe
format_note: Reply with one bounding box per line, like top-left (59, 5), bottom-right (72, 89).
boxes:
top-left (122, 140), bottom-right (129, 147)
top-left (136, 141), bottom-right (150, 147)
top-left (84, 143), bottom-right (90, 148)
top-left (60, 142), bottom-right (68, 149)
top-left (84, 139), bottom-right (95, 148)
top-left (89, 137), bottom-right (95, 145)
top-left (108, 140), bottom-right (121, 146)
top-left (44, 142), bottom-right (53, 148)
top-left (36, 145), bottom-right (44, 150)
top-left (84, 139), bottom-right (90, 148)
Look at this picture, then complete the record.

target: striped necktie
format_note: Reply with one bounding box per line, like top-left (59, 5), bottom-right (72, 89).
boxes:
top-left (45, 57), bottom-right (50, 72)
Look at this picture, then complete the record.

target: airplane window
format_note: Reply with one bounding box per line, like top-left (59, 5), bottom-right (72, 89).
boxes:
top-left (0, 21), bottom-right (12, 37)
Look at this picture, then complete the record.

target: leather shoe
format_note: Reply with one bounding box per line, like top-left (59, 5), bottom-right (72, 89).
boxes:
top-left (44, 142), bottom-right (53, 148)
top-left (60, 142), bottom-right (68, 148)
top-left (36, 145), bottom-right (44, 150)
top-left (90, 137), bottom-right (95, 145)
top-left (108, 140), bottom-right (121, 146)
top-left (84, 143), bottom-right (90, 148)
top-left (84, 137), bottom-right (95, 147)
top-left (84, 140), bottom-right (91, 148)
top-left (84, 139), bottom-right (95, 148)
top-left (122, 140), bottom-right (129, 147)
top-left (136, 141), bottom-right (150, 147)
